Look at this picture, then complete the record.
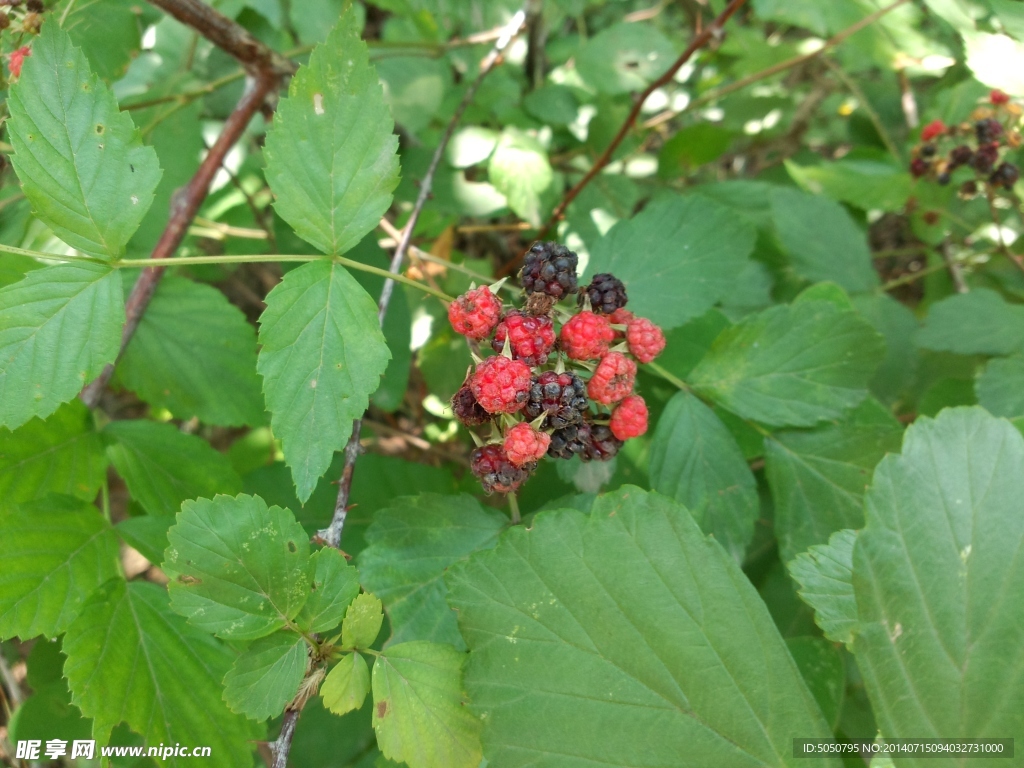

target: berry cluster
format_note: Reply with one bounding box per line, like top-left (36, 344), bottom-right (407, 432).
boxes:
top-left (909, 90), bottom-right (1021, 197)
top-left (448, 242), bottom-right (666, 495)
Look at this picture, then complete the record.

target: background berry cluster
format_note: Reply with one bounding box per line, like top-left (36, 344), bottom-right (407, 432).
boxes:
top-left (447, 242), bottom-right (666, 496)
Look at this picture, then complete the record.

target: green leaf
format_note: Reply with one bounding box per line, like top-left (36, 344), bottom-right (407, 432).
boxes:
top-left (648, 391), bottom-right (759, 560)
top-left (64, 580), bottom-right (261, 765)
top-left (788, 529), bottom-right (859, 646)
top-left (851, 293), bottom-right (919, 406)
top-left (785, 637), bottom-right (845, 730)
top-left (322, 652), bottom-right (371, 715)
top-left (257, 260), bottom-right (390, 502)
top-left (656, 310), bottom-right (732, 381)
top-left (690, 299), bottom-right (885, 427)
top-left (63, 0), bottom-right (142, 81)
top-left (658, 124), bottom-right (735, 177)
top-left (785, 158), bottom-right (912, 213)
top-left (372, 641), bottom-right (482, 768)
top-left (296, 547), bottom-right (361, 633)
top-left (0, 496), bottom-right (120, 639)
top-left (118, 276), bottom-right (265, 427)
top-left (487, 127), bottom-right (553, 226)
top-left (770, 187), bottom-right (878, 292)
top-left (264, 7), bottom-right (400, 256)
top-left (977, 354), bottom-right (1024, 418)
top-left (115, 514), bottom-right (175, 565)
top-left (164, 493), bottom-right (311, 640)
top-left (766, 398), bottom-right (904, 563)
top-left (586, 195), bottom-right (756, 329)
top-left (223, 632), bottom-right (308, 721)
top-left (852, 407), bottom-right (1024, 747)
top-left (357, 493), bottom-right (506, 648)
top-left (343, 593), bottom-right (384, 650)
top-left (0, 400), bottom-right (106, 506)
top-left (0, 263), bottom-right (124, 430)
top-left (105, 419), bottom-right (242, 516)
top-left (916, 288), bottom-right (1024, 355)
top-left (7, 22), bottom-right (161, 258)
top-left (446, 487), bottom-right (838, 768)
top-left (575, 22), bottom-right (678, 94)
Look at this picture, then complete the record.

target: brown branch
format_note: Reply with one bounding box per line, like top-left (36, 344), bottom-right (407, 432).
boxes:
top-left (270, 708), bottom-right (300, 768)
top-left (498, 0), bottom-right (748, 277)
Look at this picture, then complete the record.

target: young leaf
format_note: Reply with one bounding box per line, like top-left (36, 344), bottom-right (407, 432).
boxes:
top-left (6, 22), bottom-right (161, 259)
top-left (342, 593), bottom-right (384, 650)
top-left (105, 419), bottom-right (242, 517)
top-left (976, 353), bottom-right (1024, 418)
top-left (488, 128), bottom-right (553, 226)
top-left (689, 299), bottom-right (885, 427)
top-left (164, 494), bottom-right (311, 640)
top-left (264, 6), bottom-right (400, 256)
top-left (372, 641), bottom-right (482, 768)
top-left (586, 195), bottom-right (755, 330)
top-left (257, 260), bottom-right (390, 502)
top-left (0, 496), bottom-right (120, 640)
top-left (322, 652), bottom-right (371, 716)
top-left (63, 580), bottom-right (261, 766)
top-left (117, 276), bottom-right (265, 427)
top-left (916, 288), bottom-right (1024, 355)
top-left (0, 263), bottom-right (124, 430)
top-left (223, 632), bottom-right (308, 721)
top-left (788, 529), bottom-right (859, 646)
top-left (357, 493), bottom-right (507, 648)
top-left (446, 487), bottom-right (838, 768)
top-left (853, 407), bottom-right (1024, 746)
top-left (0, 400), bottom-right (106, 505)
top-left (766, 398), bottom-right (904, 563)
top-left (648, 391), bottom-right (759, 561)
top-left (296, 547), bottom-right (361, 633)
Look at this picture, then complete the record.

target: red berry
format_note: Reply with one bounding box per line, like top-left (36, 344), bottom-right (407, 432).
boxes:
top-left (9, 46), bottom-right (30, 79)
top-left (448, 286), bottom-right (502, 340)
top-left (559, 311), bottom-right (615, 360)
top-left (991, 89), bottom-right (1010, 105)
top-left (626, 317), bottom-right (666, 363)
top-left (609, 308), bottom-right (635, 327)
top-left (470, 355), bottom-right (532, 414)
top-left (503, 422), bottom-right (551, 466)
top-left (610, 395), bottom-right (648, 440)
top-left (492, 310), bottom-right (556, 366)
top-left (910, 157), bottom-right (930, 178)
top-left (921, 119), bottom-right (946, 142)
top-left (470, 444), bottom-right (534, 494)
top-left (587, 352), bottom-right (636, 405)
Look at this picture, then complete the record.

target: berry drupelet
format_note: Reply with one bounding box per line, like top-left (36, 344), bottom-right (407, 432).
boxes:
top-left (522, 371), bottom-right (588, 429)
top-left (547, 421), bottom-right (592, 460)
top-left (519, 242), bottom-right (579, 300)
top-left (587, 352), bottom-right (637, 405)
top-left (582, 423), bottom-right (623, 462)
top-left (581, 273), bottom-right (628, 315)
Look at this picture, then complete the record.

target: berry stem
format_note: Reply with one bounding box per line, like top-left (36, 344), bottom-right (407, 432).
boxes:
top-left (508, 491), bottom-right (522, 525)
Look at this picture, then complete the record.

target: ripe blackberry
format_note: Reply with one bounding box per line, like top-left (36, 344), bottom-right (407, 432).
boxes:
top-left (960, 180), bottom-right (979, 197)
top-left (470, 355), bottom-right (532, 414)
top-left (581, 423), bottom-right (623, 462)
top-left (448, 286), bottom-right (502, 340)
top-left (910, 157), bottom-right (930, 178)
top-left (937, 172), bottom-right (951, 186)
top-left (948, 145), bottom-right (973, 168)
top-left (519, 242), bottom-right (578, 300)
top-left (559, 311), bottom-right (615, 360)
top-left (976, 118), bottom-right (1004, 144)
top-left (470, 444), bottom-right (534, 494)
top-left (971, 142), bottom-right (1000, 174)
top-left (920, 144), bottom-right (937, 158)
top-left (609, 395), bottom-right (648, 440)
top-left (547, 421), bottom-right (592, 460)
top-left (991, 162), bottom-right (1020, 190)
top-left (587, 352), bottom-right (636, 405)
top-left (581, 273), bottom-right (628, 315)
top-left (523, 371), bottom-right (588, 429)
top-left (491, 310), bottom-right (555, 366)
top-left (503, 423), bottom-right (550, 467)
top-left (451, 384), bottom-right (492, 426)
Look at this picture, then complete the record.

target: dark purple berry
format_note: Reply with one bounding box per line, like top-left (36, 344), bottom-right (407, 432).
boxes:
top-left (520, 242), bottom-right (579, 300)
top-left (971, 143), bottom-right (1000, 175)
top-left (470, 444), bottom-right (534, 494)
top-left (990, 162), bottom-right (1020, 190)
top-left (547, 422), bottom-right (592, 460)
top-left (921, 144), bottom-right (937, 158)
top-left (580, 273), bottom-right (628, 315)
top-left (523, 371), bottom-right (588, 429)
top-left (451, 384), bottom-right (492, 426)
top-left (976, 118), bottom-right (1004, 145)
top-left (581, 423), bottom-right (623, 462)
top-left (948, 144), bottom-right (973, 169)
top-left (910, 157), bottom-right (930, 178)
top-left (937, 172), bottom-right (951, 186)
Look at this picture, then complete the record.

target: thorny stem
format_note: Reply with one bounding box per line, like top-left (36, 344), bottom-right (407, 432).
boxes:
top-left (318, 8), bottom-right (529, 552)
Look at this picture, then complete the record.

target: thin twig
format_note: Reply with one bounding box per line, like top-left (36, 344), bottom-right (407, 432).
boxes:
top-left (318, 8), bottom-right (529, 552)
top-left (0, 651), bottom-right (23, 708)
top-left (271, 709), bottom-right (300, 768)
top-left (939, 239), bottom-right (969, 293)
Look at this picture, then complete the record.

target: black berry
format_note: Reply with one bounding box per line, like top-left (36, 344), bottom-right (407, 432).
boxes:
top-left (990, 162), bottom-right (1020, 190)
top-left (523, 371), bottom-right (588, 429)
top-left (948, 145), bottom-right (973, 168)
top-left (520, 242), bottom-right (579, 300)
top-left (451, 384), bottom-right (492, 426)
top-left (547, 422), bottom-right (592, 459)
top-left (971, 143), bottom-right (1000, 174)
top-left (921, 144), bottom-right (937, 158)
top-left (937, 172), bottom-right (951, 186)
top-left (581, 273), bottom-right (628, 314)
top-left (910, 158), bottom-right (930, 178)
top-left (470, 444), bottom-right (534, 494)
top-left (975, 118), bottom-right (1004, 145)
top-left (581, 423), bottom-right (623, 462)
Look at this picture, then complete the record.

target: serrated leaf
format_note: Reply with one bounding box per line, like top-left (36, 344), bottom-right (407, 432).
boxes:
top-left (690, 299), bottom-right (885, 427)
top-left (264, 7), bottom-right (400, 256)
top-left (770, 187), bottom-right (877, 291)
top-left (766, 398), bottom-right (904, 563)
top-left (257, 260), bottom-right (390, 502)
top-left (0, 263), bottom-right (124, 430)
top-left (488, 128), bottom-right (553, 226)
top-left (446, 487), bottom-right (838, 768)
top-left (118, 276), bottom-right (265, 427)
top-left (977, 354), bottom-right (1024, 418)
top-left (0, 495), bottom-right (120, 639)
top-left (63, 580), bottom-right (261, 766)
top-left (785, 158), bottom-right (911, 213)
top-left (105, 419), bottom-right (242, 516)
top-left (7, 22), bottom-right (160, 258)
top-left (164, 493), bottom-right (311, 640)
top-left (916, 288), bottom-right (1024, 355)
top-left (343, 593), bottom-right (384, 650)
top-left (322, 652), bottom-right (371, 716)
top-left (852, 407), bottom-right (1024, 751)
top-left (357, 493), bottom-right (507, 648)
top-left (372, 641), bottom-right (482, 768)
top-left (648, 391), bottom-right (759, 561)
top-left (0, 400), bottom-right (106, 505)
top-left (788, 529), bottom-right (859, 646)
top-left (223, 632), bottom-right (308, 721)
top-left (585, 195), bottom-right (756, 329)
top-left (297, 547), bottom-right (361, 633)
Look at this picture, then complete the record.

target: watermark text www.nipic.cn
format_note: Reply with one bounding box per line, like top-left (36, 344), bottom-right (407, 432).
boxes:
top-left (16, 740), bottom-right (213, 760)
